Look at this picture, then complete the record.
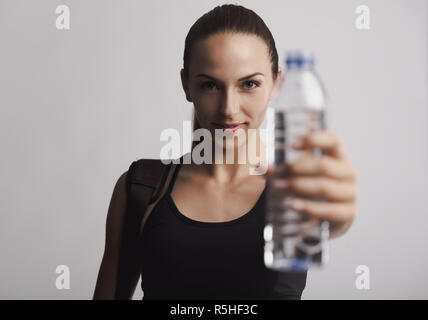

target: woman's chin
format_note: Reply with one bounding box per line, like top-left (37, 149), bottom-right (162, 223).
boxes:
top-left (213, 139), bottom-right (246, 155)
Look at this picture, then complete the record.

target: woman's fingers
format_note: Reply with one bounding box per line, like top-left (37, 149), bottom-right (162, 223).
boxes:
top-left (265, 130), bottom-right (358, 233)
top-left (266, 131), bottom-right (358, 181)
top-left (293, 130), bottom-right (349, 160)
top-left (273, 176), bottom-right (357, 202)
top-left (287, 153), bottom-right (358, 181)
top-left (286, 196), bottom-right (356, 224)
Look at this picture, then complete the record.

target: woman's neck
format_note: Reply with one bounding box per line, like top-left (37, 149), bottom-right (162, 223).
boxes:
top-left (187, 131), bottom-right (267, 185)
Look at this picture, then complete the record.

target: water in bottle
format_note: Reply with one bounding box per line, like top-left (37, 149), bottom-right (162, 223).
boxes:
top-left (264, 50), bottom-right (330, 272)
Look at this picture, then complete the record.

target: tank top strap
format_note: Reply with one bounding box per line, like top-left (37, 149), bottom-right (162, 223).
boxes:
top-left (166, 158), bottom-right (183, 195)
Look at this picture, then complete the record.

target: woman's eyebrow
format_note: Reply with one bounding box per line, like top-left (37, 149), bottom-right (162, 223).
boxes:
top-left (195, 72), bottom-right (264, 81)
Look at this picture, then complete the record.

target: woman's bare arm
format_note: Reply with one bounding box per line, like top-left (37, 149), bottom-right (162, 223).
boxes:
top-left (92, 171), bottom-right (140, 300)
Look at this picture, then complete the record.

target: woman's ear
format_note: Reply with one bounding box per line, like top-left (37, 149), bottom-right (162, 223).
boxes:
top-left (270, 66), bottom-right (284, 101)
top-left (277, 66), bottom-right (283, 81)
top-left (180, 69), bottom-right (193, 102)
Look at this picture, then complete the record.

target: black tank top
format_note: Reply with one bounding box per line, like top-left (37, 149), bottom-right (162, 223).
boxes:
top-left (139, 162), bottom-right (307, 300)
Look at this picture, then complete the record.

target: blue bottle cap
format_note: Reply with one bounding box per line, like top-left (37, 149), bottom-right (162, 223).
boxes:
top-left (285, 50), bottom-right (315, 68)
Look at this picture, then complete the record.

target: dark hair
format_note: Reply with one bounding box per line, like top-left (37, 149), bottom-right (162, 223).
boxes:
top-left (183, 4), bottom-right (279, 146)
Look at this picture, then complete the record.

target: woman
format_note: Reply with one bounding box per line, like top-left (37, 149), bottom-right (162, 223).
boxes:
top-left (93, 4), bottom-right (358, 300)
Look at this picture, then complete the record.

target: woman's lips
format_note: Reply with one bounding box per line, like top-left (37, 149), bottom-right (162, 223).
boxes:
top-left (212, 123), bottom-right (245, 133)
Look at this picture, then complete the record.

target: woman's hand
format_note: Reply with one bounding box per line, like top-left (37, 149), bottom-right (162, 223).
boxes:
top-left (266, 130), bottom-right (358, 239)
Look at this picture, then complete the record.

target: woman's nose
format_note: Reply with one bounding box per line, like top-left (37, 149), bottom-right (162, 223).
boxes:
top-left (221, 89), bottom-right (240, 117)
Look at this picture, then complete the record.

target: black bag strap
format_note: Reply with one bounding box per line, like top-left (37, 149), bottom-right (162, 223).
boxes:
top-left (114, 156), bottom-right (181, 299)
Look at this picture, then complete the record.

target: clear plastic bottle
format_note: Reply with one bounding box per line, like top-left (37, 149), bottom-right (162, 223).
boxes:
top-left (264, 50), bottom-right (330, 272)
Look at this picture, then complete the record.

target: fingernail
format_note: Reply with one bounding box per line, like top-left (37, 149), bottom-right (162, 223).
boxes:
top-left (289, 198), bottom-right (305, 211)
top-left (273, 179), bottom-right (288, 189)
top-left (292, 138), bottom-right (304, 149)
top-left (275, 164), bottom-right (290, 176)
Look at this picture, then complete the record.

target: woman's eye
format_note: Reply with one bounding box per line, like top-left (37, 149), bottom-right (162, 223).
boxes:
top-left (242, 80), bottom-right (260, 90)
top-left (200, 80), bottom-right (260, 91)
top-left (201, 82), bottom-right (218, 90)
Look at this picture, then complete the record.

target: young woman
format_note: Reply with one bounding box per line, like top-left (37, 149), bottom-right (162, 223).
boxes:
top-left (94, 4), bottom-right (358, 300)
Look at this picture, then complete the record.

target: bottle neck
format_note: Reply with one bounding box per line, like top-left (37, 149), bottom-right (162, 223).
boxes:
top-left (286, 63), bottom-right (314, 72)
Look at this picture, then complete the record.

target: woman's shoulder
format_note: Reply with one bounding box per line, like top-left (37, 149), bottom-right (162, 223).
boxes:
top-left (115, 170), bottom-right (128, 196)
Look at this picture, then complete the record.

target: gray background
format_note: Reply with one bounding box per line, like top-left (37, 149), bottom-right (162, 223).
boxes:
top-left (0, 0), bottom-right (427, 299)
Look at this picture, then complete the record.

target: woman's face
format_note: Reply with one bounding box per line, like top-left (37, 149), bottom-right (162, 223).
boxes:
top-left (181, 32), bottom-right (281, 153)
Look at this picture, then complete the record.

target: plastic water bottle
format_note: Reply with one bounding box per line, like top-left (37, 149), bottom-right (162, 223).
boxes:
top-left (264, 50), bottom-right (330, 272)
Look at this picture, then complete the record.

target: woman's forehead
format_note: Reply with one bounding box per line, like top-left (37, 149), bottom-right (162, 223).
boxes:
top-left (189, 33), bottom-right (271, 76)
